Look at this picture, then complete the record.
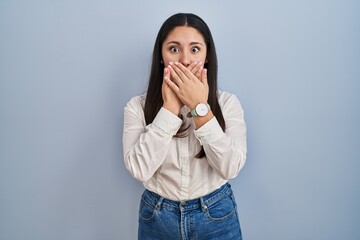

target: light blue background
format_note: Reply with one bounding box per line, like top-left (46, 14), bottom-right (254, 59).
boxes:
top-left (1, 0), bottom-right (359, 239)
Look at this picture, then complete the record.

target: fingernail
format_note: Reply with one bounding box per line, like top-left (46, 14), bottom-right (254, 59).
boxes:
top-left (169, 62), bottom-right (174, 65)
top-left (174, 62), bottom-right (179, 65)
top-left (198, 61), bottom-right (203, 65)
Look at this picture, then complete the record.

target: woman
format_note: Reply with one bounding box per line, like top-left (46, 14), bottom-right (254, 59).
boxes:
top-left (123, 13), bottom-right (247, 239)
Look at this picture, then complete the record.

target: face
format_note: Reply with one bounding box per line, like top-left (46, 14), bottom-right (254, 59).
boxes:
top-left (161, 26), bottom-right (207, 67)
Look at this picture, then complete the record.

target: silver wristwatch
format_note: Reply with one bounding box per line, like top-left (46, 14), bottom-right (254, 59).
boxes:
top-left (187, 103), bottom-right (211, 118)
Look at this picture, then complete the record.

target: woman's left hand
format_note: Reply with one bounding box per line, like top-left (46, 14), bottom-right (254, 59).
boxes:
top-left (164, 62), bottom-right (209, 110)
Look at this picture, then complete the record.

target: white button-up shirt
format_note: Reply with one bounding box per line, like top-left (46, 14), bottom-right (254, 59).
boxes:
top-left (123, 91), bottom-right (247, 201)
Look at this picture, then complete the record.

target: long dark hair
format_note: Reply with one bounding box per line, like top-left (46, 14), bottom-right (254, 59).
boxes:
top-left (144, 13), bottom-right (225, 158)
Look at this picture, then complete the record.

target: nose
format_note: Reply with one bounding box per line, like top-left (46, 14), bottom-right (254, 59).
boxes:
top-left (179, 52), bottom-right (191, 67)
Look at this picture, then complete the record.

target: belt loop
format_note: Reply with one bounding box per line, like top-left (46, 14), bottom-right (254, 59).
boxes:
top-left (200, 197), bottom-right (207, 212)
top-left (155, 197), bottom-right (164, 211)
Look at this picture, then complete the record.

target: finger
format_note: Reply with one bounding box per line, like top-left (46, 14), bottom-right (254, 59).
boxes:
top-left (162, 68), bottom-right (171, 93)
top-left (164, 67), bottom-right (170, 80)
top-left (194, 62), bottom-right (204, 79)
top-left (201, 68), bottom-right (208, 86)
top-left (188, 61), bottom-right (203, 79)
top-left (187, 61), bottom-right (198, 73)
top-left (162, 69), bottom-right (170, 92)
top-left (164, 74), bottom-right (180, 92)
top-left (168, 64), bottom-right (183, 86)
top-left (173, 62), bottom-right (195, 81)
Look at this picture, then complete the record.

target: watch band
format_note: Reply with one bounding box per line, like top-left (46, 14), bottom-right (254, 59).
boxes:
top-left (187, 109), bottom-right (197, 118)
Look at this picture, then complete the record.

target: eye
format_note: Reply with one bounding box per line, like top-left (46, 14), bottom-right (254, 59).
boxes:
top-left (170, 47), bottom-right (180, 53)
top-left (191, 47), bottom-right (200, 53)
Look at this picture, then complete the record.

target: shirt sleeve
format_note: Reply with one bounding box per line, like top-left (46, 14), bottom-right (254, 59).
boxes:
top-left (123, 97), bottom-right (182, 182)
top-left (194, 93), bottom-right (247, 180)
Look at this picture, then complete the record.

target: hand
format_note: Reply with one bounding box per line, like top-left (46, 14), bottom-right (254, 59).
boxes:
top-left (187, 61), bottom-right (204, 79)
top-left (165, 62), bottom-right (209, 110)
top-left (162, 67), bottom-right (183, 116)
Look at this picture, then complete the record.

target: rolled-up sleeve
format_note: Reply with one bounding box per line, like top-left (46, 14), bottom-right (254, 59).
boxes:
top-left (194, 94), bottom-right (247, 180)
top-left (123, 97), bottom-right (182, 182)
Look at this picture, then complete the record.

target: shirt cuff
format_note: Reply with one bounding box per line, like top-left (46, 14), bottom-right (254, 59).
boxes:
top-left (152, 107), bottom-right (182, 135)
top-left (194, 117), bottom-right (225, 145)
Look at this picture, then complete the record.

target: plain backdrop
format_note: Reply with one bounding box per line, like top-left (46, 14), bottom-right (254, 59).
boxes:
top-left (0, 0), bottom-right (359, 239)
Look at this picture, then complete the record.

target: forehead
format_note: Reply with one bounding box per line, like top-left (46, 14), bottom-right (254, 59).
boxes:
top-left (164, 26), bottom-right (205, 45)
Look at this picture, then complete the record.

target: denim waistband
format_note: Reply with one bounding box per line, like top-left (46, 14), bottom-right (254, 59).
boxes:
top-left (142, 183), bottom-right (233, 212)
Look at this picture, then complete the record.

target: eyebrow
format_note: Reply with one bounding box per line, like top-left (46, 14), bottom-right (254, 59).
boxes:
top-left (166, 41), bottom-right (204, 46)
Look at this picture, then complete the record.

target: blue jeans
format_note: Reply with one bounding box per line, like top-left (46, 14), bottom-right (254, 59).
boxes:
top-left (138, 183), bottom-right (242, 240)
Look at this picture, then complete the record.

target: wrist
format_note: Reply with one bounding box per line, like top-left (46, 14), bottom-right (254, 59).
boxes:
top-left (163, 102), bottom-right (181, 116)
top-left (193, 111), bottom-right (214, 129)
top-left (187, 102), bottom-right (210, 118)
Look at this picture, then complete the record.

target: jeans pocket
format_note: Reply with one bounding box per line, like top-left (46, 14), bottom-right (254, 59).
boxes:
top-left (139, 198), bottom-right (157, 222)
top-left (204, 194), bottom-right (237, 222)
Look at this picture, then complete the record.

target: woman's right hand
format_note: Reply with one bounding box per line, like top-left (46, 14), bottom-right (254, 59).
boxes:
top-left (187, 61), bottom-right (204, 79)
top-left (162, 67), bottom-right (183, 116)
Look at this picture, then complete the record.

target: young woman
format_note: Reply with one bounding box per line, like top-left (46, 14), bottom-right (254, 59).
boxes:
top-left (123, 13), bottom-right (247, 239)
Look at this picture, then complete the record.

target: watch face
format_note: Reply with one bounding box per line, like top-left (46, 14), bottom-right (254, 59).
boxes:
top-left (196, 103), bottom-right (209, 117)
